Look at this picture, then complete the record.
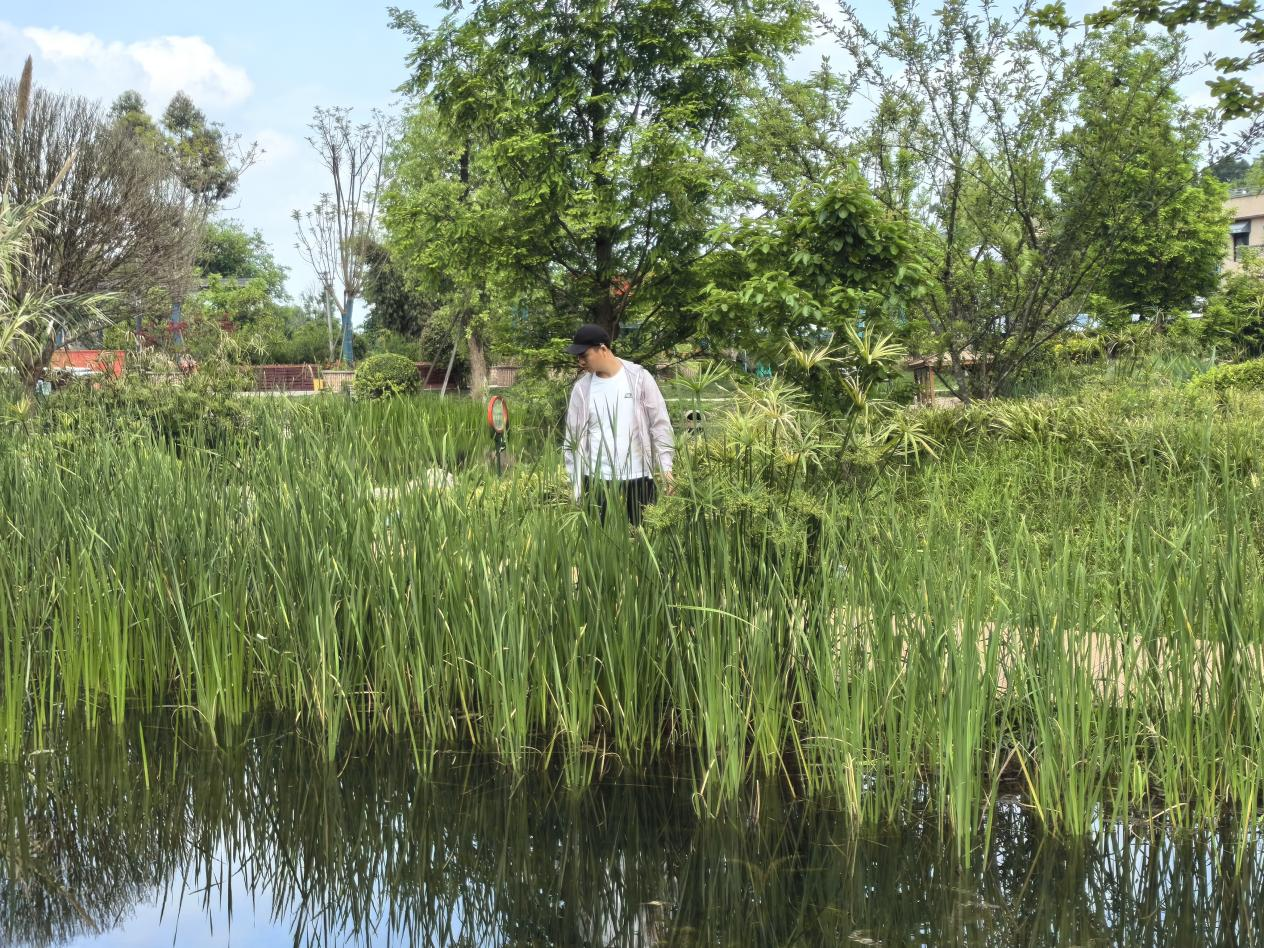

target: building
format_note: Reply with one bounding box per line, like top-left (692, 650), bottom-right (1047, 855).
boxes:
top-left (1226, 188), bottom-right (1264, 270)
top-left (906, 350), bottom-right (988, 404)
top-left (48, 349), bottom-right (125, 380)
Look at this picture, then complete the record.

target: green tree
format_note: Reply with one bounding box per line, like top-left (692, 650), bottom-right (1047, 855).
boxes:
top-left (388, 0), bottom-right (810, 352)
top-left (107, 90), bottom-right (160, 143)
top-left (360, 240), bottom-right (435, 341)
top-left (832, 3), bottom-right (1227, 399)
top-left (1209, 154), bottom-right (1251, 184)
top-left (108, 89), bottom-right (255, 348)
top-left (161, 92), bottom-right (240, 207)
top-left (109, 91), bottom-right (247, 209)
top-left (700, 170), bottom-right (922, 351)
top-left (728, 66), bottom-right (852, 213)
top-left (196, 219), bottom-right (286, 295)
top-left (182, 221), bottom-right (294, 362)
top-left (1059, 28), bottom-right (1230, 321)
top-left (1083, 0), bottom-right (1264, 119)
top-left (267, 291), bottom-right (357, 364)
top-left (698, 170), bottom-right (924, 416)
top-left (186, 277), bottom-right (282, 335)
top-left (381, 102), bottom-right (501, 396)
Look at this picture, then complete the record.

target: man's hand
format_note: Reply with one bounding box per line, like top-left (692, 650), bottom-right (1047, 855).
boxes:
top-left (660, 470), bottom-right (675, 495)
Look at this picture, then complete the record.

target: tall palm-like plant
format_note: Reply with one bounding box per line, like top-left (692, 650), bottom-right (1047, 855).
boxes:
top-left (674, 360), bottom-right (731, 428)
top-left (0, 200), bottom-right (113, 368)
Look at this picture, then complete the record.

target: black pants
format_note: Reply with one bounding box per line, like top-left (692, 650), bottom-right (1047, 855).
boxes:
top-left (583, 476), bottom-right (657, 526)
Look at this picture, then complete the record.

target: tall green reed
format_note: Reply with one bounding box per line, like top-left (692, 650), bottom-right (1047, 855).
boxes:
top-left (0, 391), bottom-right (1261, 853)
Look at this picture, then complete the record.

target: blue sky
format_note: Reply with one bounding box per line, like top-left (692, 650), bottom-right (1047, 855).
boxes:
top-left (0, 2), bottom-right (1250, 303)
top-left (1, 1), bottom-right (430, 302)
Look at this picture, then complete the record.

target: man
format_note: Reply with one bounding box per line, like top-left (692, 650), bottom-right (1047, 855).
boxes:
top-left (563, 323), bottom-right (675, 525)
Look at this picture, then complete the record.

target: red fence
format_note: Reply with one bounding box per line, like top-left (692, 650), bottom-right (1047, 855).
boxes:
top-left (249, 363), bottom-right (463, 393)
top-left (253, 364), bottom-right (318, 392)
top-left (416, 362), bottom-right (464, 390)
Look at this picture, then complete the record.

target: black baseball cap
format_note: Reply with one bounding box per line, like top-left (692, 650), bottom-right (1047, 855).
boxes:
top-left (565, 323), bottom-right (611, 355)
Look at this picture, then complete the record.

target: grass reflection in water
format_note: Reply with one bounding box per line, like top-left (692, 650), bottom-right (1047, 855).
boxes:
top-left (0, 717), bottom-right (1259, 948)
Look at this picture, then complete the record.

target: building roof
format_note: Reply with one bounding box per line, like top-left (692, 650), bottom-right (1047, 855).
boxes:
top-left (1227, 190), bottom-right (1264, 217)
top-left (48, 349), bottom-right (125, 377)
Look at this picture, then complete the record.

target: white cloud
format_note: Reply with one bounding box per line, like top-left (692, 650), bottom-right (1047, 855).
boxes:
top-left (22, 26), bottom-right (100, 61)
top-left (251, 128), bottom-right (299, 169)
top-left (123, 35), bottom-right (252, 105)
top-left (4, 22), bottom-right (251, 108)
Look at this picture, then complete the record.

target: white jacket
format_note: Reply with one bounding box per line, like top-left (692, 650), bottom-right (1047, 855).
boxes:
top-left (564, 359), bottom-right (675, 494)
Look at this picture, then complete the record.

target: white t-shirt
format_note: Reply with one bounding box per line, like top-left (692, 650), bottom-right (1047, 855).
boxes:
top-left (586, 367), bottom-right (648, 481)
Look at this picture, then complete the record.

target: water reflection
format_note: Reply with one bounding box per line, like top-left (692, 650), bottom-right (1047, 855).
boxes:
top-left (0, 718), bottom-right (1259, 947)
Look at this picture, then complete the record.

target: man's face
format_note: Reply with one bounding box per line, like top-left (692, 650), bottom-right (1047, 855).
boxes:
top-left (575, 345), bottom-right (599, 373)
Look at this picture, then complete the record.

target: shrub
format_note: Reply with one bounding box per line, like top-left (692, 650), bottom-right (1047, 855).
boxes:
top-left (1052, 334), bottom-right (1105, 363)
top-left (33, 350), bottom-right (259, 451)
top-left (1188, 357), bottom-right (1264, 396)
top-left (353, 353), bottom-right (421, 399)
top-left (504, 373), bottom-right (570, 437)
top-left (1197, 255), bottom-right (1264, 357)
top-left (494, 339), bottom-right (575, 436)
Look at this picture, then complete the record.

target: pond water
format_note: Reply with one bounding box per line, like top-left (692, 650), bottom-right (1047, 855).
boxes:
top-left (0, 720), bottom-right (1259, 947)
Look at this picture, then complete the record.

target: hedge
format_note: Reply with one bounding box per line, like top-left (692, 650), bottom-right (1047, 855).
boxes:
top-left (352, 354), bottom-right (421, 399)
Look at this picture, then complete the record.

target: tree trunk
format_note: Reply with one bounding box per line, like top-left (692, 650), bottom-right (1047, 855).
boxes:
top-left (439, 343), bottom-right (457, 398)
top-left (341, 296), bottom-right (356, 366)
top-left (947, 350), bottom-right (972, 406)
top-left (452, 142), bottom-right (491, 391)
top-left (170, 301), bottom-right (184, 348)
top-left (592, 233), bottom-right (618, 341)
top-left (20, 337), bottom-right (56, 392)
top-left (467, 326), bottom-right (489, 399)
top-left (587, 47), bottom-right (619, 342)
top-left (324, 290), bottom-right (336, 364)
